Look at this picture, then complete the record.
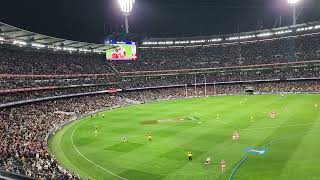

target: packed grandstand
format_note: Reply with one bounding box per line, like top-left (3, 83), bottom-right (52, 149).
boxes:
top-left (1, 19), bottom-right (320, 179)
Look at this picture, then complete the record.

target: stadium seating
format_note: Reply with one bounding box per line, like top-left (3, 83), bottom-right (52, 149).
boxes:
top-left (0, 45), bottom-right (115, 75)
top-left (111, 33), bottom-right (320, 72)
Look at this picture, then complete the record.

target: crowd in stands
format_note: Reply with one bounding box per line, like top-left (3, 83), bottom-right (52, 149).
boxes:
top-left (1, 65), bottom-right (319, 95)
top-left (120, 66), bottom-right (320, 89)
top-left (0, 95), bottom-right (130, 179)
top-left (195, 80), bottom-right (320, 96)
top-left (0, 45), bottom-right (115, 75)
top-left (1, 65), bottom-right (320, 104)
top-left (1, 33), bottom-right (319, 75)
top-left (111, 34), bottom-right (320, 72)
top-left (0, 33), bottom-right (319, 105)
top-left (0, 86), bottom-right (110, 104)
top-left (120, 80), bottom-right (320, 101)
top-left (0, 77), bottom-right (116, 89)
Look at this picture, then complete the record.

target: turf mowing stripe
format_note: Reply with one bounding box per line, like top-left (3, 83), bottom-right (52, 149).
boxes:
top-left (71, 124), bottom-right (128, 180)
top-left (241, 122), bottom-right (320, 132)
top-left (227, 129), bottom-right (320, 180)
top-left (230, 127), bottom-right (320, 180)
top-left (264, 127), bottom-right (320, 147)
top-left (234, 99), bottom-right (315, 179)
top-left (234, 103), bottom-right (320, 179)
top-left (170, 95), bottom-right (280, 179)
top-left (276, 116), bottom-right (320, 179)
top-left (228, 156), bottom-right (248, 180)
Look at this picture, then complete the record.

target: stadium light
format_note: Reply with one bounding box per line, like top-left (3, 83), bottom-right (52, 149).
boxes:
top-left (288, 0), bottom-right (301, 4)
top-left (118, 0), bottom-right (135, 33)
top-left (31, 43), bottom-right (45, 48)
top-left (13, 40), bottom-right (27, 46)
top-left (288, 0), bottom-right (302, 25)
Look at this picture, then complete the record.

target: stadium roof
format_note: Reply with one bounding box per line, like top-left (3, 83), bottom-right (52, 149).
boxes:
top-left (142, 21), bottom-right (320, 47)
top-left (0, 22), bottom-right (112, 52)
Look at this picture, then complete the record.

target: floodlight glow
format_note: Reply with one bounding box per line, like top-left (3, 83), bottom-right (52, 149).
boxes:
top-left (227, 36), bottom-right (239, 41)
top-left (118, 0), bottom-right (135, 14)
top-left (93, 49), bottom-right (104, 54)
top-left (190, 40), bottom-right (205, 44)
top-left (63, 47), bottom-right (76, 51)
top-left (31, 43), bottom-right (45, 48)
top-left (297, 26), bottom-right (315, 32)
top-left (78, 48), bottom-right (91, 53)
top-left (143, 42), bottom-right (158, 45)
top-left (208, 38), bottom-right (222, 42)
top-left (274, 30), bottom-right (292, 35)
top-left (13, 40), bottom-right (27, 46)
top-left (288, 0), bottom-right (301, 25)
top-left (175, 41), bottom-right (189, 44)
top-left (257, 32), bottom-right (273, 37)
top-left (118, 0), bottom-right (135, 33)
top-left (288, 0), bottom-right (301, 5)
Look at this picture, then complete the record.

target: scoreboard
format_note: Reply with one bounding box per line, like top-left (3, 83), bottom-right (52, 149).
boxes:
top-left (106, 41), bottom-right (137, 60)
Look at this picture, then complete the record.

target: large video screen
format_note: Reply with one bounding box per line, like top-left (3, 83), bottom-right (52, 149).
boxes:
top-left (106, 41), bottom-right (137, 60)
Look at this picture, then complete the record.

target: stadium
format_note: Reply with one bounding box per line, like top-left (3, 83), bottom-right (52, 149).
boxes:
top-left (1, 0), bottom-right (320, 179)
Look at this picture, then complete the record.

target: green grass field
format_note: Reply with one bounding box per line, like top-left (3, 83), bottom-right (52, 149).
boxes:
top-left (49, 94), bottom-right (320, 180)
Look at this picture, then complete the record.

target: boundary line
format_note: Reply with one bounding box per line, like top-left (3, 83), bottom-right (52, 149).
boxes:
top-left (229, 156), bottom-right (248, 180)
top-left (71, 124), bottom-right (128, 180)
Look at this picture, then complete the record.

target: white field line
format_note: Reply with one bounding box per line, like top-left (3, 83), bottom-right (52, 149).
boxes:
top-left (71, 125), bottom-right (128, 180)
top-left (215, 119), bottom-right (228, 125)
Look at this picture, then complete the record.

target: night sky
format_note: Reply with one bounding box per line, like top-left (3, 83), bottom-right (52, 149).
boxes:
top-left (0, 0), bottom-right (320, 43)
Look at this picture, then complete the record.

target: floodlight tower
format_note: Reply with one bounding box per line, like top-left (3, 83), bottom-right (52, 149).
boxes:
top-left (118, 0), bottom-right (135, 33)
top-left (288, 0), bottom-right (301, 25)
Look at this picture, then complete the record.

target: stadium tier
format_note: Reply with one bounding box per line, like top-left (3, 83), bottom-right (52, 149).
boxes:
top-left (1, 20), bottom-right (320, 179)
top-left (113, 33), bottom-right (320, 71)
top-left (1, 32), bottom-right (320, 75)
top-left (0, 45), bottom-right (116, 75)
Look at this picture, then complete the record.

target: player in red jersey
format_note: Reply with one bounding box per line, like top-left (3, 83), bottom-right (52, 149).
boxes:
top-left (119, 46), bottom-right (127, 59)
top-left (111, 49), bottom-right (119, 59)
